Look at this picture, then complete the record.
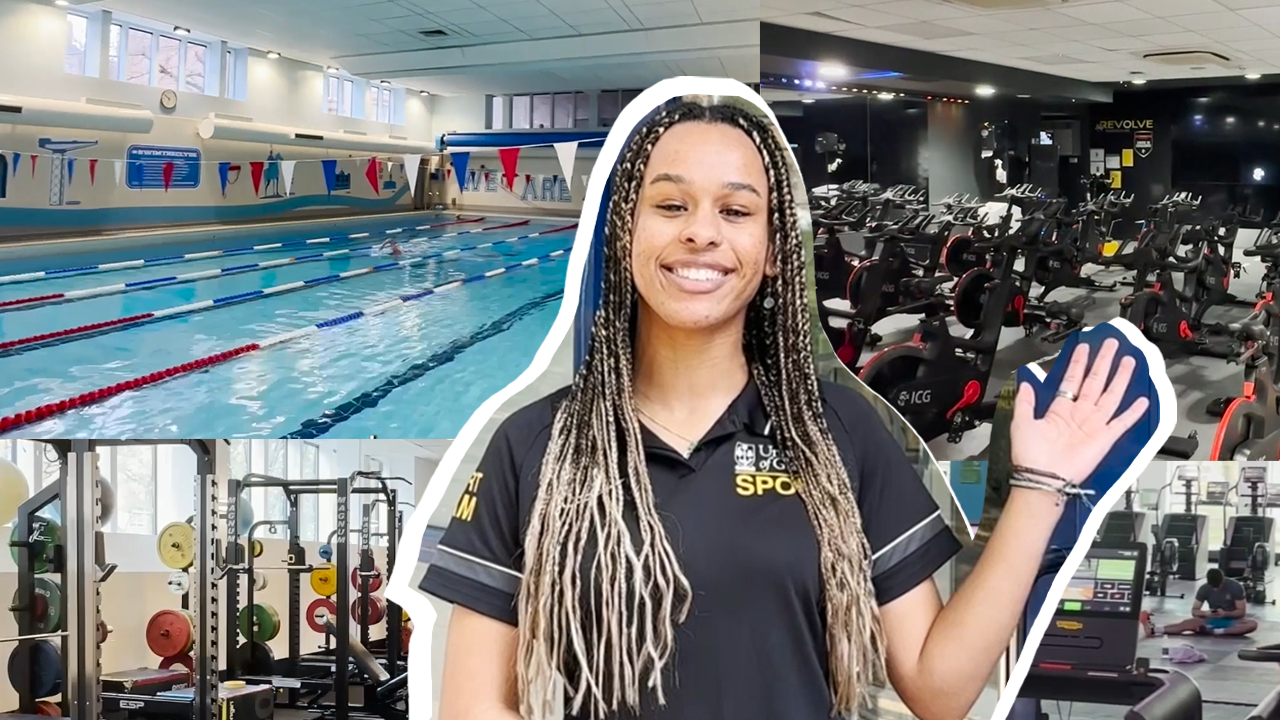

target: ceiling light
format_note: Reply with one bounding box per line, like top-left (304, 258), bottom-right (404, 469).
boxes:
top-left (325, 66), bottom-right (339, 73)
top-left (419, 90), bottom-right (429, 96)
top-left (818, 65), bottom-right (847, 78)
top-left (1227, 116), bottom-right (1236, 123)
top-left (975, 85), bottom-right (996, 97)
top-left (801, 98), bottom-right (815, 104)
top-left (1261, 120), bottom-right (1267, 127)
top-left (802, 79), bottom-right (813, 87)
top-left (1130, 78), bottom-right (1146, 85)
top-left (877, 92), bottom-right (894, 100)
top-left (266, 51), bottom-right (280, 59)
top-left (1194, 114), bottom-right (1203, 120)
top-left (1017, 94), bottom-right (1031, 98)
top-left (1246, 73), bottom-right (1263, 79)
top-left (173, 26), bottom-right (190, 36)
top-left (815, 81), bottom-right (826, 89)
top-left (53, 0), bottom-right (68, 5)
top-left (380, 80), bottom-right (391, 86)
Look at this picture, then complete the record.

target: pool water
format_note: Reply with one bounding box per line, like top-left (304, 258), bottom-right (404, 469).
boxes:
top-left (0, 212), bottom-right (575, 438)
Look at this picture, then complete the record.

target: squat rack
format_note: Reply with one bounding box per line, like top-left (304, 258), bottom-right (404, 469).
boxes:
top-left (221, 470), bottom-right (406, 720)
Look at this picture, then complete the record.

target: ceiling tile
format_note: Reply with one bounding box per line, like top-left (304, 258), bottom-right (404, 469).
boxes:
top-left (985, 28), bottom-right (1066, 46)
top-left (1087, 35), bottom-right (1156, 50)
top-left (1123, 0), bottom-right (1230, 16)
top-left (833, 26), bottom-right (927, 44)
top-left (1048, 24), bottom-right (1125, 41)
top-left (819, 7), bottom-right (916, 27)
top-left (1216, 0), bottom-right (1280, 8)
top-left (1138, 31), bottom-right (1214, 46)
top-left (1239, 7), bottom-right (1280, 24)
top-left (878, 22), bottom-right (973, 39)
top-left (990, 9), bottom-right (1087, 29)
top-left (933, 15), bottom-right (1025, 34)
top-left (867, 1), bottom-right (975, 21)
top-left (1168, 11), bottom-right (1254, 31)
top-left (1056, 2), bottom-right (1153, 24)
top-left (636, 12), bottom-right (703, 27)
top-left (1201, 24), bottom-right (1277, 41)
top-left (768, 13), bottom-right (857, 32)
top-left (1124, 18), bottom-right (1199, 35)
top-left (1226, 37), bottom-right (1280, 51)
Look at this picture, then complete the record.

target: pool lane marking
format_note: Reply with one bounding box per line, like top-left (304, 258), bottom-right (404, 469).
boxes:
top-left (0, 216), bottom-right (484, 286)
top-left (0, 219), bottom-right (542, 311)
top-left (0, 222), bottom-right (577, 356)
top-left (280, 290), bottom-right (564, 439)
top-left (0, 244), bottom-right (575, 434)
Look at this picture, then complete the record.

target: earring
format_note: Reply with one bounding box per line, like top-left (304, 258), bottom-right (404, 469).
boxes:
top-left (763, 295), bottom-right (776, 310)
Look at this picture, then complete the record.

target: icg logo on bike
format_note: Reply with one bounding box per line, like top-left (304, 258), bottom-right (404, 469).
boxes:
top-left (897, 389), bottom-right (931, 406)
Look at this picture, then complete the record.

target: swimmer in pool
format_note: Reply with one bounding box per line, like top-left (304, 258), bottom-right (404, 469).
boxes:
top-left (379, 240), bottom-right (404, 257)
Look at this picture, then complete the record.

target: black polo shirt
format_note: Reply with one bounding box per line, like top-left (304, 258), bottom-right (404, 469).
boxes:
top-left (421, 379), bottom-right (962, 720)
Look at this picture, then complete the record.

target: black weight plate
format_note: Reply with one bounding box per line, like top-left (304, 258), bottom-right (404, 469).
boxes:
top-left (7, 639), bottom-right (63, 699)
top-left (235, 641), bottom-right (276, 676)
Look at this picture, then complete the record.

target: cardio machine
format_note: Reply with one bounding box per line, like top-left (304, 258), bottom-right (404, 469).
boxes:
top-left (1012, 542), bottom-right (1204, 720)
top-left (1209, 222), bottom-right (1280, 460)
top-left (1219, 466), bottom-right (1276, 604)
top-left (1098, 489), bottom-right (1154, 548)
top-left (1144, 479), bottom-right (1184, 599)
top-left (1156, 465), bottom-right (1209, 584)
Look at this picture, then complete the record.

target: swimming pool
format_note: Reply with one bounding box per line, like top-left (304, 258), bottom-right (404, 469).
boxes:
top-left (0, 212), bottom-right (576, 438)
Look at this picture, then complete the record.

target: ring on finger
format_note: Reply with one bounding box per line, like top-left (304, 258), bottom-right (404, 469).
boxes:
top-left (1055, 389), bottom-right (1078, 402)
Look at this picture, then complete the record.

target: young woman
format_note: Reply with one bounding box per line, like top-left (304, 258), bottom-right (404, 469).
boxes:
top-left (420, 95), bottom-right (1150, 720)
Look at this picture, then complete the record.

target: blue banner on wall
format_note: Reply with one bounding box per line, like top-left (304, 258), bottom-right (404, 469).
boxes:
top-left (125, 145), bottom-right (202, 190)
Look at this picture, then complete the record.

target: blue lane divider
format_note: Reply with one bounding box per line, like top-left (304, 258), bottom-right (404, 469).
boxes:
top-left (0, 215), bottom-right (482, 286)
top-left (280, 289), bottom-right (564, 439)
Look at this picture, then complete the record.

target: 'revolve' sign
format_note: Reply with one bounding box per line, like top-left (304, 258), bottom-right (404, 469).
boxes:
top-left (1096, 119), bottom-right (1155, 131)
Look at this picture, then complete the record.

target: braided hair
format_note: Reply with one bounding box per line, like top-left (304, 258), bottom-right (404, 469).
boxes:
top-left (515, 97), bottom-right (886, 720)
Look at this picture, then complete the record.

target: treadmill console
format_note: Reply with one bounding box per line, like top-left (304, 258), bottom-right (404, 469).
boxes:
top-left (1058, 546), bottom-right (1142, 616)
top-left (1034, 542), bottom-right (1147, 671)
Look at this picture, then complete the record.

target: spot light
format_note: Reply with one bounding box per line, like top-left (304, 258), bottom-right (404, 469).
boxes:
top-left (818, 65), bottom-right (847, 78)
top-left (975, 85), bottom-right (996, 96)
top-left (266, 51), bottom-right (280, 59)
top-left (1246, 73), bottom-right (1263, 80)
top-left (173, 26), bottom-right (190, 35)
top-left (53, 0), bottom-right (68, 5)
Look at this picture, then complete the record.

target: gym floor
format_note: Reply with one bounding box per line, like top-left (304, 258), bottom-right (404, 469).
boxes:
top-left (823, 228), bottom-right (1268, 462)
top-left (1038, 574), bottom-right (1280, 720)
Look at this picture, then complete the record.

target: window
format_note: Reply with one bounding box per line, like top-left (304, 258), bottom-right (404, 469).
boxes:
top-left (65, 13), bottom-right (88, 75)
top-left (184, 42), bottom-right (207, 93)
top-left (125, 28), bottom-right (153, 85)
top-left (107, 23), bottom-right (121, 81)
top-left (512, 95), bottom-right (531, 129)
top-left (98, 445), bottom-right (157, 535)
top-left (553, 93), bottom-right (573, 129)
top-left (575, 92), bottom-right (590, 128)
top-left (490, 95), bottom-right (504, 129)
top-left (368, 85), bottom-right (393, 123)
top-left (156, 35), bottom-right (181, 90)
top-left (298, 443), bottom-right (320, 542)
top-left (325, 75), bottom-right (356, 117)
top-left (224, 49), bottom-right (237, 99)
top-left (0, 441), bottom-right (56, 505)
top-left (600, 89), bottom-right (643, 128)
top-left (532, 93), bottom-right (552, 129)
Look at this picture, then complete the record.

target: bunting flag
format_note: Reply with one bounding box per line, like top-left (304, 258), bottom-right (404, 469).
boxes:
top-left (403, 154), bottom-right (422, 195)
top-left (162, 161), bottom-right (175, 192)
top-left (282, 160), bottom-right (296, 196)
top-left (30, 154), bottom-right (37, 178)
top-left (497, 147), bottom-right (520, 191)
top-left (553, 142), bottom-right (578, 188)
top-left (451, 153), bottom-right (469, 192)
top-left (66, 158), bottom-right (75, 185)
top-left (219, 162), bottom-right (231, 197)
top-left (581, 174), bottom-right (590, 190)
top-left (250, 161), bottom-right (264, 195)
top-left (114, 160), bottom-right (125, 187)
top-left (445, 167), bottom-right (451, 179)
top-left (10, 153), bottom-right (19, 177)
top-left (365, 157), bottom-right (379, 194)
top-left (89, 158), bottom-right (98, 186)
top-left (524, 173), bottom-right (532, 188)
top-left (321, 159), bottom-right (338, 194)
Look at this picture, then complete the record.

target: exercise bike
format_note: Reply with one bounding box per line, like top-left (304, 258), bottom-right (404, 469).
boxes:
top-left (1209, 250), bottom-right (1280, 460)
top-left (857, 192), bottom-right (1089, 443)
top-left (1029, 191), bottom-right (1130, 301)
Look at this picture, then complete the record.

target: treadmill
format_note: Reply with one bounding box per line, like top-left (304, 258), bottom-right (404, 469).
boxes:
top-left (1012, 541), bottom-right (1203, 720)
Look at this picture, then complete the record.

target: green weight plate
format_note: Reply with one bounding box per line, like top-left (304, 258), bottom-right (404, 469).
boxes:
top-left (238, 603), bottom-right (280, 642)
top-left (10, 577), bottom-right (63, 633)
top-left (9, 516), bottom-right (61, 574)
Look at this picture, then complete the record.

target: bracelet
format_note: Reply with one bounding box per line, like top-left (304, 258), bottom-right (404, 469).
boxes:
top-left (1009, 472), bottom-right (1095, 506)
top-left (1011, 465), bottom-right (1076, 487)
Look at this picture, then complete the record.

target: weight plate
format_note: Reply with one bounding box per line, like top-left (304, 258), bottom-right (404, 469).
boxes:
top-left (401, 623), bottom-right (412, 654)
top-left (9, 516), bottom-right (62, 574)
top-left (157, 522), bottom-right (195, 570)
top-left (310, 563), bottom-right (338, 597)
top-left (251, 539), bottom-right (264, 558)
top-left (146, 609), bottom-right (195, 658)
top-left (351, 595), bottom-right (387, 625)
top-left (253, 570), bottom-right (268, 591)
top-left (34, 701), bottom-right (60, 717)
top-left (11, 577), bottom-right (63, 633)
top-left (8, 639), bottom-right (62, 699)
top-left (318, 544), bottom-right (333, 561)
top-left (306, 598), bottom-right (337, 634)
top-left (98, 618), bottom-right (111, 644)
top-left (238, 603), bottom-right (281, 642)
top-left (159, 653), bottom-right (194, 682)
top-left (402, 609), bottom-right (410, 623)
top-left (350, 566), bottom-right (384, 592)
top-left (167, 571), bottom-right (190, 595)
top-left (235, 641), bottom-right (276, 676)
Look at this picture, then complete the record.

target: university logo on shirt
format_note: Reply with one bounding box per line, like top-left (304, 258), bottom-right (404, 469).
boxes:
top-left (734, 441), bottom-right (796, 497)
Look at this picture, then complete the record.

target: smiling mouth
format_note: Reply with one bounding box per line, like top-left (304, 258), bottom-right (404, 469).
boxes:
top-left (666, 265), bottom-right (730, 282)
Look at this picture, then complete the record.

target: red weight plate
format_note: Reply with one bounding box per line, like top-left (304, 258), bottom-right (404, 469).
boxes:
top-left (349, 566), bottom-right (384, 593)
top-left (159, 654), bottom-right (195, 683)
top-left (35, 701), bottom-right (60, 717)
top-left (350, 595), bottom-right (386, 625)
top-left (306, 598), bottom-right (337, 634)
top-left (146, 610), bottom-right (194, 658)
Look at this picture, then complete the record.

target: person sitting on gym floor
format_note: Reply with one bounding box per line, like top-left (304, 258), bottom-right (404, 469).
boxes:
top-left (1140, 568), bottom-right (1258, 637)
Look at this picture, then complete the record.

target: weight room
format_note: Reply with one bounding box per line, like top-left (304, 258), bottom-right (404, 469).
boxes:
top-left (0, 438), bottom-right (445, 720)
top-left (763, 1), bottom-right (1280, 463)
top-left (0, 0), bottom-right (756, 440)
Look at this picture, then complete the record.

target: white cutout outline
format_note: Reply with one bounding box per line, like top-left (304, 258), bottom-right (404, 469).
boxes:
top-left (989, 317), bottom-right (1177, 720)
top-left (386, 76), bottom-right (785, 720)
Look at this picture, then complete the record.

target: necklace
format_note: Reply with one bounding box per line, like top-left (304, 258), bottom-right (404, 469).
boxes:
top-left (635, 405), bottom-right (698, 458)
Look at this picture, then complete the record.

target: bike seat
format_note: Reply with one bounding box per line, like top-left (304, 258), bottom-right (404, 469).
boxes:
top-left (1239, 644), bottom-right (1280, 663)
top-left (1044, 301), bottom-right (1087, 324)
top-left (902, 275), bottom-right (952, 295)
top-left (1228, 319), bottom-right (1269, 342)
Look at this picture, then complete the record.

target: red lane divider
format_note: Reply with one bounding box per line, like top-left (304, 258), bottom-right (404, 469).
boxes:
top-left (0, 294), bottom-right (66, 309)
top-left (0, 343), bottom-right (261, 432)
top-left (0, 313), bottom-right (156, 352)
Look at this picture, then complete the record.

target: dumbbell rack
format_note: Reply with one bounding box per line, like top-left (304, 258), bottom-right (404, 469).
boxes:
top-left (223, 471), bottom-right (406, 720)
